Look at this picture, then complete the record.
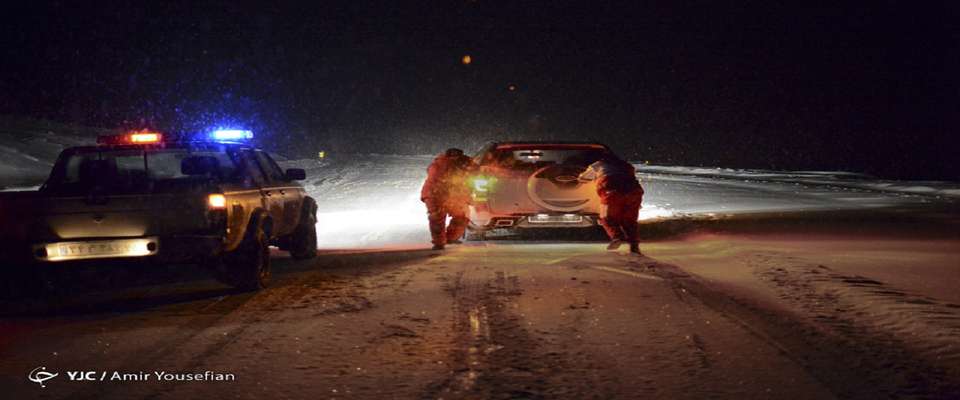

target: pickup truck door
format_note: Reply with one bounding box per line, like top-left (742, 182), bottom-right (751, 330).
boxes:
top-left (253, 150), bottom-right (301, 236)
top-left (238, 150), bottom-right (284, 236)
top-left (257, 150), bottom-right (304, 233)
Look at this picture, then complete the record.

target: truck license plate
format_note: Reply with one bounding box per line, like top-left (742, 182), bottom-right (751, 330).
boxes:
top-left (58, 242), bottom-right (132, 257)
top-left (36, 237), bottom-right (159, 262)
top-left (528, 214), bottom-right (584, 223)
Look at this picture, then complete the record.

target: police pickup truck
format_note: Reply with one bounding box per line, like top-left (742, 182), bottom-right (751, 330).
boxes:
top-left (0, 130), bottom-right (317, 292)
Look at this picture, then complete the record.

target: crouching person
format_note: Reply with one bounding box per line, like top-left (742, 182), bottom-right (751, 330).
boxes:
top-left (421, 148), bottom-right (477, 250)
top-left (579, 152), bottom-right (644, 254)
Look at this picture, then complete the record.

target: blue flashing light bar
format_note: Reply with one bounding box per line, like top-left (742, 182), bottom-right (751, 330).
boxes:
top-left (210, 129), bottom-right (253, 141)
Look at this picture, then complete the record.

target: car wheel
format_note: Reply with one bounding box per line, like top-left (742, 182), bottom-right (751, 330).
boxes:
top-left (221, 218), bottom-right (271, 291)
top-left (288, 200), bottom-right (318, 260)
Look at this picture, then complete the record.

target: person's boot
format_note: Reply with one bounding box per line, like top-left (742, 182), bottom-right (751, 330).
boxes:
top-left (606, 238), bottom-right (624, 250)
top-left (447, 239), bottom-right (463, 245)
top-left (431, 242), bottom-right (445, 250)
top-left (629, 242), bottom-right (642, 255)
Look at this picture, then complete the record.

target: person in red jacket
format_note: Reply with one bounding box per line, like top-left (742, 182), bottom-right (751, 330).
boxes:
top-left (579, 152), bottom-right (645, 254)
top-left (421, 148), bottom-right (478, 250)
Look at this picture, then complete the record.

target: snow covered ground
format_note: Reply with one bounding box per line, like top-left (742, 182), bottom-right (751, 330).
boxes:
top-left (4, 237), bottom-right (958, 399)
top-left (653, 234), bottom-right (960, 373)
top-left (279, 154), bottom-right (958, 248)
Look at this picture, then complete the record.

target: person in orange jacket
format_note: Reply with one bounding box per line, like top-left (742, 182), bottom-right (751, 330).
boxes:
top-left (421, 148), bottom-right (478, 250)
top-left (579, 152), bottom-right (644, 254)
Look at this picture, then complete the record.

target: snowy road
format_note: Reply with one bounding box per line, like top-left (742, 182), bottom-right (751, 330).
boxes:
top-left (2, 237), bottom-right (958, 399)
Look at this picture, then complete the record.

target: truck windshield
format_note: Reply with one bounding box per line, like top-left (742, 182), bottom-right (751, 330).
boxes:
top-left (43, 145), bottom-right (240, 195)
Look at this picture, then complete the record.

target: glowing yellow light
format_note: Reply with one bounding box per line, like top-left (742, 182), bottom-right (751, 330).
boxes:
top-left (318, 151), bottom-right (326, 159)
top-left (461, 55), bottom-right (472, 65)
top-left (473, 178), bottom-right (489, 192)
top-left (471, 175), bottom-right (496, 192)
top-left (208, 193), bottom-right (227, 209)
top-left (129, 132), bottom-right (161, 143)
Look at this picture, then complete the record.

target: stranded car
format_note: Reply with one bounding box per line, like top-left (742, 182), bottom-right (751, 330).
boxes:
top-left (0, 130), bottom-right (317, 292)
top-left (466, 141), bottom-right (609, 239)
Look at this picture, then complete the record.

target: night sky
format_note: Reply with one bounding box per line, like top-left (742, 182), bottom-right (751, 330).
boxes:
top-left (1, 1), bottom-right (957, 179)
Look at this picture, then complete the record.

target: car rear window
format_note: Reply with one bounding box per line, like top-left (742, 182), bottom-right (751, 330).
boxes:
top-left (481, 147), bottom-right (607, 170)
top-left (44, 145), bottom-right (240, 195)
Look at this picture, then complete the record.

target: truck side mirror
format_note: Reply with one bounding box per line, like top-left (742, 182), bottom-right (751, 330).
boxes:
top-left (284, 168), bottom-right (306, 181)
top-left (181, 156), bottom-right (220, 176)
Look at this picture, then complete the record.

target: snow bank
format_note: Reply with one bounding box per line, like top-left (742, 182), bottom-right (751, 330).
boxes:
top-left (637, 165), bottom-right (960, 199)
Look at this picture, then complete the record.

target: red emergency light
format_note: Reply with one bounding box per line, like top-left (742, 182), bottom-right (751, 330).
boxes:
top-left (130, 132), bottom-right (161, 143)
top-left (97, 131), bottom-right (164, 145)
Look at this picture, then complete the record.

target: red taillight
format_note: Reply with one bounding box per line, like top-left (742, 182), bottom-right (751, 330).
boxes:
top-left (208, 194), bottom-right (226, 209)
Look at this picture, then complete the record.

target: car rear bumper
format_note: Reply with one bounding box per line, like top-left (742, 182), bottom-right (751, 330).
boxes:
top-left (26, 234), bottom-right (224, 264)
top-left (469, 212), bottom-right (599, 230)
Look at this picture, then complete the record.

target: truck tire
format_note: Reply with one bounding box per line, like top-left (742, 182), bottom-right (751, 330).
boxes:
top-left (221, 217), bottom-right (271, 291)
top-left (288, 199), bottom-right (317, 260)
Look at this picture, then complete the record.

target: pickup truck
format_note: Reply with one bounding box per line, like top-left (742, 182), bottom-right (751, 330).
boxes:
top-left (0, 130), bottom-right (317, 293)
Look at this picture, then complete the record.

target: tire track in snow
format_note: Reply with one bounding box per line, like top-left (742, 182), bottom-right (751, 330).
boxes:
top-left (425, 269), bottom-right (572, 399)
top-left (643, 255), bottom-right (960, 399)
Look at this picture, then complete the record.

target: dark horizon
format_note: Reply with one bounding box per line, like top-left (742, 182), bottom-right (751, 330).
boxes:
top-left (1, 1), bottom-right (957, 179)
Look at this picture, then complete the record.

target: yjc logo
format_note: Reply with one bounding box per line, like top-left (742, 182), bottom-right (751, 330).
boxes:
top-left (66, 371), bottom-right (100, 380)
top-left (28, 366), bottom-right (59, 388)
